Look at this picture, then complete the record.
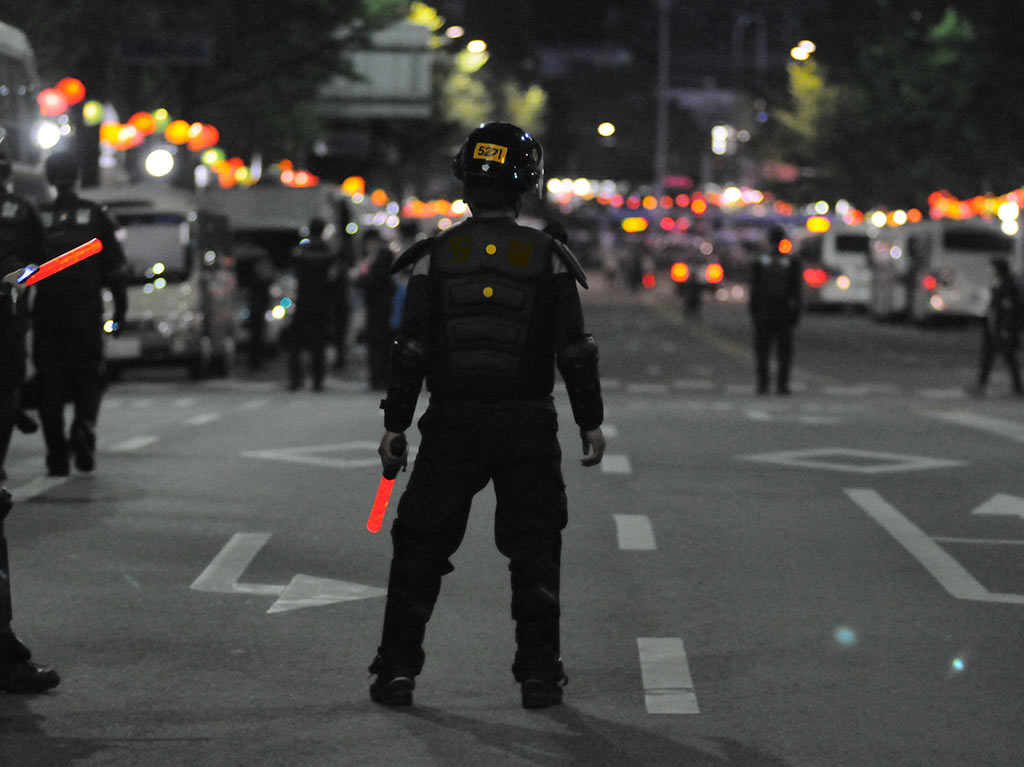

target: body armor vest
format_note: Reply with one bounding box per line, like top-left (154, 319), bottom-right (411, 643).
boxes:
top-left (427, 217), bottom-right (558, 400)
top-left (34, 198), bottom-right (110, 323)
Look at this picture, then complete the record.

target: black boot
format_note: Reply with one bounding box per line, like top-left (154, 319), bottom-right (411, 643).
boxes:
top-left (0, 631), bottom-right (60, 694)
top-left (70, 420), bottom-right (96, 472)
top-left (368, 655), bottom-right (414, 706)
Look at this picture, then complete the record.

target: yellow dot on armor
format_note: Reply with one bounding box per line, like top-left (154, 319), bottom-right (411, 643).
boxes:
top-left (483, 286), bottom-right (494, 298)
top-left (486, 244), bottom-right (497, 255)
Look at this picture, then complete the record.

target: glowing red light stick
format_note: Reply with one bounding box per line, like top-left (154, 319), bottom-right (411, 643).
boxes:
top-left (14, 238), bottom-right (103, 285)
top-left (367, 435), bottom-right (406, 534)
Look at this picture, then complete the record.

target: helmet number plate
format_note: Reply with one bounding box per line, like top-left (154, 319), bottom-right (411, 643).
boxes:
top-left (472, 142), bottom-right (508, 164)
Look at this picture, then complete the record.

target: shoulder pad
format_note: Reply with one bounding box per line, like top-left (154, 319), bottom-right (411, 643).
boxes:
top-left (391, 238), bottom-right (433, 274)
top-left (552, 238), bottom-right (588, 289)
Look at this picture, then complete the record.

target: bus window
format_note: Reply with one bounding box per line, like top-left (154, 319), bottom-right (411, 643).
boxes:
top-left (943, 230), bottom-right (1012, 252)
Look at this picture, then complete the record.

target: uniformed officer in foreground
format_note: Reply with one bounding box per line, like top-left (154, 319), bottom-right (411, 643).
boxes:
top-left (0, 487), bottom-right (60, 693)
top-left (0, 149), bottom-right (46, 482)
top-left (33, 152), bottom-right (126, 476)
top-left (368, 122), bottom-right (605, 710)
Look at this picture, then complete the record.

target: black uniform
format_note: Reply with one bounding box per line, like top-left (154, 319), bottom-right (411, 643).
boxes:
top-left (977, 261), bottom-right (1023, 394)
top-left (373, 214), bottom-right (602, 688)
top-left (358, 238), bottom-right (395, 390)
top-left (287, 234), bottom-right (333, 390)
top-left (0, 186), bottom-right (45, 480)
top-left (749, 249), bottom-right (802, 394)
top-left (33, 190), bottom-right (126, 475)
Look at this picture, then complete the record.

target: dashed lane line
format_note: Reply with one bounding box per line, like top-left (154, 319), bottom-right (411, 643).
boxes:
top-left (614, 514), bottom-right (656, 550)
top-left (108, 435), bottom-right (160, 452)
top-left (637, 637), bottom-right (700, 714)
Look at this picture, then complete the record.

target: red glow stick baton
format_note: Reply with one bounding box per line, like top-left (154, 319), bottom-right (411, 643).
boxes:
top-left (16, 238), bottom-right (103, 285)
top-left (367, 435), bottom-right (406, 533)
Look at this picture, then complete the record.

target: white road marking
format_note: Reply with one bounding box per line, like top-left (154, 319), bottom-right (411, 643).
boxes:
top-left (927, 410), bottom-right (1024, 444)
top-left (970, 493), bottom-right (1024, 520)
top-left (933, 537), bottom-right (1024, 546)
top-left (601, 454), bottom-right (632, 474)
top-left (637, 637), bottom-right (699, 714)
top-left (190, 533), bottom-right (386, 612)
top-left (602, 424), bottom-right (618, 439)
top-left (671, 379), bottom-right (715, 391)
top-left (186, 412), bottom-right (221, 426)
top-left (190, 532), bottom-right (283, 596)
top-left (7, 476), bottom-right (70, 502)
top-left (174, 397), bottom-right (196, 408)
top-left (614, 514), bottom-right (656, 550)
top-left (844, 489), bottom-right (1024, 605)
top-left (108, 435), bottom-right (159, 452)
top-left (739, 447), bottom-right (965, 474)
top-left (242, 442), bottom-right (415, 470)
top-left (919, 387), bottom-right (967, 400)
top-left (626, 383), bottom-right (669, 395)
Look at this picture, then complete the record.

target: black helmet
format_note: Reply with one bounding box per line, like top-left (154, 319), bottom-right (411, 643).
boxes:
top-left (453, 122), bottom-right (543, 196)
top-left (45, 151), bottom-right (80, 187)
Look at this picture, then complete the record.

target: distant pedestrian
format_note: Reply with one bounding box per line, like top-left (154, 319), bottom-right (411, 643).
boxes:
top-left (33, 151), bottom-right (127, 476)
top-left (0, 150), bottom-right (45, 482)
top-left (286, 218), bottom-right (333, 391)
top-left (331, 237), bottom-right (354, 372)
top-left (235, 243), bottom-right (274, 371)
top-left (0, 487), bottom-right (60, 693)
top-left (749, 226), bottom-right (802, 394)
top-left (356, 229), bottom-right (395, 390)
top-left (974, 257), bottom-right (1023, 395)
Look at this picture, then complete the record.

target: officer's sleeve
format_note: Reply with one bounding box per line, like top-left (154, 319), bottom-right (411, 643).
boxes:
top-left (553, 259), bottom-right (603, 430)
top-left (381, 256), bottom-right (430, 432)
top-left (96, 206), bottom-right (128, 323)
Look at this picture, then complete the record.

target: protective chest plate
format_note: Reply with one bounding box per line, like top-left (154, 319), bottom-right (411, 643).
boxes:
top-left (431, 219), bottom-right (552, 380)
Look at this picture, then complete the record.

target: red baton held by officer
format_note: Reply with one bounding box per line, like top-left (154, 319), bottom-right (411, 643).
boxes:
top-left (367, 435), bottom-right (406, 533)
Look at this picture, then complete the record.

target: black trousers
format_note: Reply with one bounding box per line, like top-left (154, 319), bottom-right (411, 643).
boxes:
top-left (377, 400), bottom-right (568, 682)
top-left (754, 318), bottom-right (795, 392)
top-left (32, 328), bottom-right (104, 462)
top-left (978, 334), bottom-right (1023, 392)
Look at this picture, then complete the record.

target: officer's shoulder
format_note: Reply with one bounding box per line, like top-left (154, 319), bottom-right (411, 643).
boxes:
top-left (547, 234), bottom-right (589, 289)
top-left (391, 237), bottom-right (434, 274)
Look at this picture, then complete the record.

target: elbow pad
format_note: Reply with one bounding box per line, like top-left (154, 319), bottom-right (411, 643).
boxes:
top-left (557, 334), bottom-right (603, 430)
top-left (381, 334), bottom-right (428, 432)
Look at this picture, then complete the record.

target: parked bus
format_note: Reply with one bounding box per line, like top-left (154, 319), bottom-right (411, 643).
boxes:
top-left (80, 186), bottom-right (239, 378)
top-left (0, 20), bottom-right (46, 200)
top-left (795, 224), bottom-right (873, 310)
top-left (870, 219), bottom-right (1022, 322)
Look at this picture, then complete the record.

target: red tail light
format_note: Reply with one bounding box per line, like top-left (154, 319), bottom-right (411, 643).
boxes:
top-left (803, 267), bottom-right (828, 288)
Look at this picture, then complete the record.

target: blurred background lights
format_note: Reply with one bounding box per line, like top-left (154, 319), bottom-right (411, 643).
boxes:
top-left (951, 656), bottom-right (965, 673)
top-left (34, 121), bottom-right (62, 150)
top-left (144, 148), bottom-right (175, 178)
top-left (834, 626), bottom-right (857, 646)
top-left (597, 122), bottom-right (616, 137)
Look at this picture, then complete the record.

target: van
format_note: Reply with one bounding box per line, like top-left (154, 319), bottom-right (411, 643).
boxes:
top-left (870, 219), bottom-right (1021, 322)
top-left (81, 186), bottom-right (238, 378)
top-left (795, 224), bottom-right (873, 310)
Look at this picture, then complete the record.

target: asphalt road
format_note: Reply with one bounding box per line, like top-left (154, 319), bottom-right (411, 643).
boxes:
top-left (2, 283), bottom-right (1022, 766)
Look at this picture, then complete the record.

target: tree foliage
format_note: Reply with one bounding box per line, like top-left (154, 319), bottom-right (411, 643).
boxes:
top-left (764, 3), bottom-right (1024, 208)
top-left (3, 0), bottom-right (408, 159)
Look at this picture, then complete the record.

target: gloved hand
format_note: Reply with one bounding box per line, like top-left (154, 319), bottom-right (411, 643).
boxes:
top-left (378, 431), bottom-right (408, 478)
top-left (580, 427), bottom-right (605, 467)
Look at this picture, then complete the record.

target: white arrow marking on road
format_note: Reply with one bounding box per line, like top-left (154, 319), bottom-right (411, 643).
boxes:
top-left (601, 454), bottom-right (632, 474)
top-left (845, 489), bottom-right (1024, 605)
top-left (970, 494), bottom-right (1024, 520)
top-left (190, 533), bottom-right (386, 613)
top-left (242, 442), bottom-right (417, 471)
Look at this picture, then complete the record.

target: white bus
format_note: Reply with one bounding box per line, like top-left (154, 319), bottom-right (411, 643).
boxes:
top-left (0, 20), bottom-right (45, 200)
top-left (81, 186), bottom-right (240, 378)
top-left (870, 219), bottom-right (1022, 322)
top-left (795, 224), bottom-right (874, 310)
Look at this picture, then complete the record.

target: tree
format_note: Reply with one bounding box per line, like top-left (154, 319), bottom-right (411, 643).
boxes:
top-left (5, 0), bottom-right (407, 160)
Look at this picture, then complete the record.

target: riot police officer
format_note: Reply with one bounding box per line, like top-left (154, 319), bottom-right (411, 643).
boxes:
top-left (975, 257), bottom-right (1023, 395)
top-left (749, 226), bottom-right (802, 394)
top-left (0, 150), bottom-right (46, 482)
top-left (33, 152), bottom-right (126, 476)
top-left (0, 486), bottom-right (60, 693)
top-left (287, 217), bottom-right (333, 391)
top-left (368, 122), bottom-right (605, 710)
